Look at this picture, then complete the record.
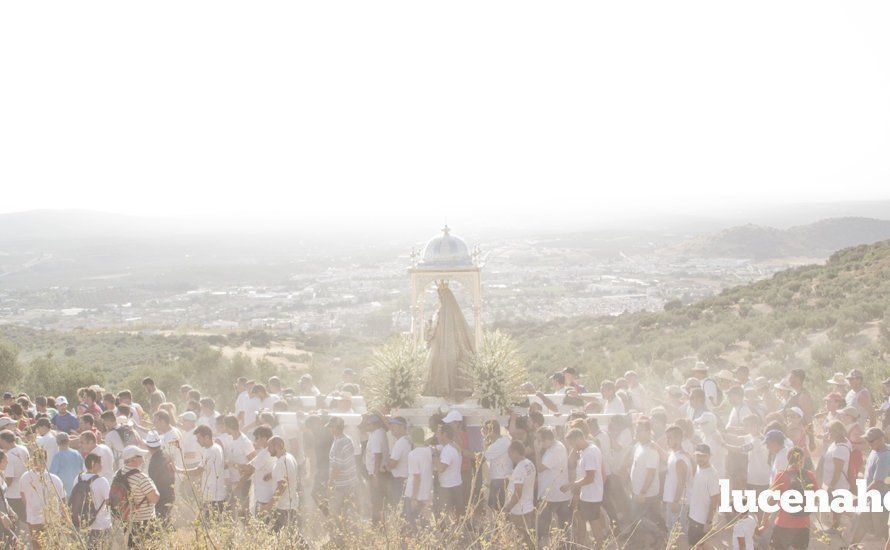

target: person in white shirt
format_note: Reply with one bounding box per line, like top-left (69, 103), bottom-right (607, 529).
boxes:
top-left (363, 414), bottom-right (389, 525)
top-left (233, 377), bottom-right (250, 427)
top-left (823, 421), bottom-right (852, 533)
top-left (563, 427), bottom-right (605, 543)
top-left (79, 453), bottom-right (112, 547)
top-left (0, 430), bottom-right (29, 528)
top-left (732, 513), bottom-right (757, 550)
top-left (153, 411), bottom-right (183, 467)
top-left (34, 418), bottom-right (58, 469)
top-left (242, 426), bottom-right (277, 516)
top-left (687, 444), bottom-right (720, 548)
top-left (482, 419), bottom-right (512, 510)
top-left (662, 425), bottom-right (691, 533)
top-left (601, 380), bottom-right (626, 415)
top-left (404, 427), bottom-right (433, 532)
top-left (268, 436), bottom-right (299, 533)
top-left (725, 386), bottom-right (754, 433)
top-left (386, 417), bottom-right (411, 508)
top-left (435, 423), bottom-right (462, 518)
top-left (764, 429), bottom-right (792, 482)
top-left (99, 411), bottom-right (142, 468)
top-left (78, 431), bottom-right (115, 482)
top-left (222, 415), bottom-right (254, 519)
top-left (625, 370), bottom-right (648, 412)
top-left (628, 420), bottom-right (661, 524)
top-left (535, 427), bottom-right (571, 545)
top-left (298, 374), bottom-right (321, 397)
top-left (198, 398), bottom-right (220, 429)
top-left (504, 440), bottom-right (536, 549)
top-left (178, 412), bottom-right (203, 470)
top-left (694, 412), bottom-right (727, 478)
top-left (179, 425), bottom-right (227, 518)
top-left (18, 448), bottom-right (64, 543)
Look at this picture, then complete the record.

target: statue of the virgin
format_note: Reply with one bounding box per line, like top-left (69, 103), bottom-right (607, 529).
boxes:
top-left (422, 281), bottom-right (475, 400)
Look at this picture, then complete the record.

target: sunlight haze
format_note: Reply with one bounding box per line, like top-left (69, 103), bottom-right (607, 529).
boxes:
top-left (2, 1), bottom-right (889, 226)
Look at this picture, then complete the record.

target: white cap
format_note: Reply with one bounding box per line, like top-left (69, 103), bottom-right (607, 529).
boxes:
top-left (0, 417), bottom-right (16, 428)
top-left (179, 411), bottom-right (197, 422)
top-left (443, 410), bottom-right (463, 424)
top-left (144, 431), bottom-right (162, 448)
top-left (55, 396), bottom-right (69, 405)
top-left (121, 445), bottom-right (147, 461)
top-left (786, 407), bottom-right (804, 418)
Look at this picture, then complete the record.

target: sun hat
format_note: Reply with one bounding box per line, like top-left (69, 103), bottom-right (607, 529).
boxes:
top-left (826, 372), bottom-right (848, 386)
top-left (144, 431), bottom-right (162, 448)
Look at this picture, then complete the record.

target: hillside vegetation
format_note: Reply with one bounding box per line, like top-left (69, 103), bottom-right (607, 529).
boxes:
top-left (504, 240), bottom-right (890, 389)
top-left (3, 240), bottom-right (890, 404)
top-left (672, 217), bottom-right (890, 259)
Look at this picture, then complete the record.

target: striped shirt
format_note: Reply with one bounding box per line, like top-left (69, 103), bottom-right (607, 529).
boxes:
top-left (122, 467), bottom-right (157, 522)
top-left (329, 435), bottom-right (358, 488)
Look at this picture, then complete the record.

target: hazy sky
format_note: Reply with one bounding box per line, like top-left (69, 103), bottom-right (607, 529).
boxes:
top-left (1, 2), bottom-right (888, 228)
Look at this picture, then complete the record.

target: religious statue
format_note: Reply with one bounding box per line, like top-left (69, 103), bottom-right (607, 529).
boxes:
top-left (422, 281), bottom-right (475, 400)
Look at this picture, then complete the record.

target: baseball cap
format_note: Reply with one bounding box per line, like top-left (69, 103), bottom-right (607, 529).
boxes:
top-left (55, 396), bottom-right (68, 405)
top-left (824, 392), bottom-right (844, 402)
top-left (0, 417), bottom-right (16, 428)
top-left (562, 367), bottom-right (578, 376)
top-left (388, 416), bottom-right (407, 426)
top-left (443, 410), bottom-right (463, 424)
top-left (343, 368), bottom-right (355, 375)
top-left (846, 369), bottom-right (864, 380)
top-left (764, 429), bottom-right (785, 443)
top-left (785, 407), bottom-right (804, 418)
top-left (144, 431), bottom-right (162, 448)
top-left (2, 392), bottom-right (12, 399)
top-left (691, 362), bottom-right (708, 372)
top-left (694, 444), bottom-right (711, 455)
top-left (121, 445), bottom-right (147, 461)
top-left (179, 411), bottom-right (198, 422)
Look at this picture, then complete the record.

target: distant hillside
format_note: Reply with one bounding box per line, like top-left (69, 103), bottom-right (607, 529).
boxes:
top-left (672, 217), bottom-right (890, 259)
top-left (502, 240), bottom-right (890, 390)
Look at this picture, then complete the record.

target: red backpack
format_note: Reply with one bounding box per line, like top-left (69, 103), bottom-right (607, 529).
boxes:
top-left (108, 469), bottom-right (142, 520)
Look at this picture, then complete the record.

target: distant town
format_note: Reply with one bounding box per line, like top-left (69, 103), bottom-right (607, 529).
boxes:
top-left (0, 235), bottom-right (807, 338)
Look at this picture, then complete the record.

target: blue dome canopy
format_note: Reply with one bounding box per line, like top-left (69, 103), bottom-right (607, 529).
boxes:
top-left (418, 226), bottom-right (473, 268)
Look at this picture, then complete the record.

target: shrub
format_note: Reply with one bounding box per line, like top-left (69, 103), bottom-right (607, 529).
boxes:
top-left (365, 334), bottom-right (426, 410)
top-left (466, 331), bottom-right (527, 410)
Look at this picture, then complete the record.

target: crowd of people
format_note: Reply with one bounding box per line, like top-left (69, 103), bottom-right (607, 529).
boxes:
top-left (1, 364), bottom-right (890, 549)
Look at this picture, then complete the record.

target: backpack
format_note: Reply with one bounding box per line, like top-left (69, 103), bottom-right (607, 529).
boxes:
top-left (702, 378), bottom-right (724, 408)
top-left (69, 475), bottom-right (101, 529)
top-left (108, 469), bottom-right (141, 520)
top-left (115, 425), bottom-right (137, 447)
